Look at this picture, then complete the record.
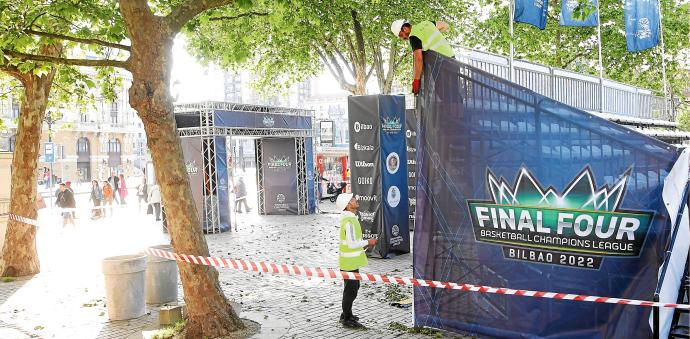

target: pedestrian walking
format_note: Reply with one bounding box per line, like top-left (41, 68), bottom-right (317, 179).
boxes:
top-left (118, 174), bottom-right (128, 205)
top-left (56, 183), bottom-right (76, 228)
top-left (89, 180), bottom-right (104, 219)
top-left (65, 181), bottom-right (77, 219)
top-left (148, 184), bottom-right (161, 221)
top-left (102, 181), bottom-right (114, 217)
top-left (335, 193), bottom-right (376, 329)
top-left (137, 178), bottom-right (149, 213)
top-left (108, 172), bottom-right (120, 205)
top-left (43, 168), bottom-right (50, 189)
top-left (233, 177), bottom-right (251, 213)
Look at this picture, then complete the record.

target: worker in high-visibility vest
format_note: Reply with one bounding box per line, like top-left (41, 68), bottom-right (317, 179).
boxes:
top-left (336, 193), bottom-right (377, 329)
top-left (391, 19), bottom-right (455, 94)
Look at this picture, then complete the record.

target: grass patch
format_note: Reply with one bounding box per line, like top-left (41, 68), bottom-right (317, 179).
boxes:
top-left (152, 320), bottom-right (186, 339)
top-left (388, 322), bottom-right (443, 338)
top-left (383, 284), bottom-right (408, 303)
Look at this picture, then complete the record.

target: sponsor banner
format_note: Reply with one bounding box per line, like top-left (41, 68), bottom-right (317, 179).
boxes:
top-left (215, 137), bottom-right (231, 232)
top-left (406, 109), bottom-right (417, 231)
top-left (262, 138), bottom-right (299, 214)
top-left (348, 96), bottom-right (382, 247)
top-left (625, 0), bottom-right (660, 52)
top-left (514, 0), bottom-right (549, 30)
top-left (181, 137), bottom-right (205, 221)
top-left (213, 111), bottom-right (312, 130)
top-left (319, 120), bottom-right (334, 146)
top-left (305, 137), bottom-right (316, 214)
top-left (380, 96), bottom-right (410, 256)
top-left (414, 51), bottom-right (682, 338)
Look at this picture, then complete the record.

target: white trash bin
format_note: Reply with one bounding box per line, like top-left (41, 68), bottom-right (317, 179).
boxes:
top-left (102, 254), bottom-right (147, 320)
top-left (146, 245), bottom-right (179, 304)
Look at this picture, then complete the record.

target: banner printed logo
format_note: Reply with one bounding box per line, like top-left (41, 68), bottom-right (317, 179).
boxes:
top-left (185, 160), bottom-right (199, 175)
top-left (263, 116), bottom-right (275, 127)
top-left (381, 116), bottom-right (402, 134)
top-left (467, 166), bottom-right (653, 269)
top-left (268, 156), bottom-right (292, 170)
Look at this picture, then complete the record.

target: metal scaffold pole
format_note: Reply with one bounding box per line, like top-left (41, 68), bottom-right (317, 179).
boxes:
top-left (509, 0), bottom-right (515, 81)
top-left (657, 0), bottom-right (670, 119)
top-left (596, 0), bottom-right (605, 113)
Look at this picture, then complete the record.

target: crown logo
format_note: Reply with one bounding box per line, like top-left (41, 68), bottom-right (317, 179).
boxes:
top-left (487, 166), bottom-right (629, 212)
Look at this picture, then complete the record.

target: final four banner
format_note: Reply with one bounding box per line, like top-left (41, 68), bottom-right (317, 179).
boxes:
top-left (379, 96), bottom-right (410, 256)
top-left (261, 138), bottom-right (299, 215)
top-left (625, 0), bottom-right (660, 52)
top-left (514, 0), bottom-right (549, 30)
top-left (414, 51), bottom-right (682, 338)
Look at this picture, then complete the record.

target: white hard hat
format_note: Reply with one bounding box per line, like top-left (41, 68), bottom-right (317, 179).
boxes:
top-left (336, 193), bottom-right (354, 211)
top-left (390, 19), bottom-right (407, 36)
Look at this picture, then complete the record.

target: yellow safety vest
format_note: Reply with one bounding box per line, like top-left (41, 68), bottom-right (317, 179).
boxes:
top-left (410, 21), bottom-right (455, 58)
top-left (339, 215), bottom-right (369, 271)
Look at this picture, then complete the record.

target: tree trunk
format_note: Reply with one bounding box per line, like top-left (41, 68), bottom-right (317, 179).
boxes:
top-left (123, 15), bottom-right (243, 338)
top-left (0, 70), bottom-right (56, 276)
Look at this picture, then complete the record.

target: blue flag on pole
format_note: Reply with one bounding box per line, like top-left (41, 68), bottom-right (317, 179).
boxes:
top-left (514, 0), bottom-right (549, 30)
top-left (561, 0), bottom-right (598, 26)
top-left (625, 0), bottom-right (660, 52)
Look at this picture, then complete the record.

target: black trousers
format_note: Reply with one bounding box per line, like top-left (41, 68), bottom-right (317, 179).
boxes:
top-left (342, 269), bottom-right (360, 318)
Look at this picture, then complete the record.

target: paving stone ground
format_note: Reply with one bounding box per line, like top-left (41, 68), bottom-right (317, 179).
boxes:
top-left (0, 197), bottom-right (470, 338)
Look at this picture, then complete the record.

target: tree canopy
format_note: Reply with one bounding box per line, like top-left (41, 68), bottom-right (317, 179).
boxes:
top-left (463, 0), bottom-right (690, 103)
top-left (185, 0), bottom-right (471, 95)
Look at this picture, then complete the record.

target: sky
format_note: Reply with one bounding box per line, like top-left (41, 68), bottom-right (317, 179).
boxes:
top-left (170, 37), bottom-right (351, 104)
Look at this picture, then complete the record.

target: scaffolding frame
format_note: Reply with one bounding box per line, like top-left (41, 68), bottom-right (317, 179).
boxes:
top-left (176, 101), bottom-right (314, 232)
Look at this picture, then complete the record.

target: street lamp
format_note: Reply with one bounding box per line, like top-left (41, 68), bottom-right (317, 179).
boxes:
top-left (43, 111), bottom-right (60, 207)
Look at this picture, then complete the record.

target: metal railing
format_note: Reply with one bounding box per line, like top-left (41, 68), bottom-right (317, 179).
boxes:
top-left (454, 47), bottom-right (676, 120)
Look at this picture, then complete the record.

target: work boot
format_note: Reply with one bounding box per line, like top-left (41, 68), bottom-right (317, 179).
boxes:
top-left (339, 313), bottom-right (359, 322)
top-left (342, 317), bottom-right (365, 329)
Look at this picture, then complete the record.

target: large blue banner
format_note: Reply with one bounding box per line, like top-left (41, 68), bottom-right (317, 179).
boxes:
top-left (379, 96), bottom-right (410, 256)
top-left (305, 137), bottom-right (316, 214)
top-left (561, 0), bottom-right (598, 26)
top-left (514, 0), bottom-right (549, 30)
top-left (625, 0), bottom-right (660, 52)
top-left (214, 111), bottom-right (312, 130)
top-left (414, 51), bottom-right (681, 338)
top-left (215, 137), bottom-right (231, 232)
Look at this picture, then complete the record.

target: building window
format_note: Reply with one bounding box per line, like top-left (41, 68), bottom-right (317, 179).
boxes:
top-left (11, 100), bottom-right (19, 119)
top-left (9, 135), bottom-right (16, 152)
top-left (108, 139), bottom-right (121, 154)
top-left (77, 137), bottom-right (89, 154)
top-left (110, 102), bottom-right (118, 124)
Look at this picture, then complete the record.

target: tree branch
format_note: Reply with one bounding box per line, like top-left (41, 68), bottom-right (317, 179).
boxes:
top-left (209, 11), bottom-right (269, 21)
top-left (25, 29), bottom-right (131, 51)
top-left (316, 46), bottom-right (355, 93)
top-left (0, 62), bottom-right (28, 85)
top-left (324, 38), bottom-right (354, 77)
top-left (166, 0), bottom-right (235, 33)
top-left (2, 49), bottom-right (128, 69)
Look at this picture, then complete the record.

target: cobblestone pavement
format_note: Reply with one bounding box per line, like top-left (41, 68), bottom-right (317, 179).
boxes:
top-left (0, 199), bottom-right (470, 338)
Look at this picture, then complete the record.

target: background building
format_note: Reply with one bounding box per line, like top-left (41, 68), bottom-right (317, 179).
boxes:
top-left (0, 71), bottom-right (149, 184)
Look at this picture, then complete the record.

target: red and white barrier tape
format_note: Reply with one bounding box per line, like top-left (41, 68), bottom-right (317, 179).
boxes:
top-left (5, 212), bottom-right (687, 310)
top-left (145, 248), bottom-right (690, 310)
top-left (7, 213), bottom-right (40, 228)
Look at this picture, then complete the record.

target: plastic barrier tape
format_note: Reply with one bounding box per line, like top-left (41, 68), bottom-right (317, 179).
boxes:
top-left (144, 248), bottom-right (690, 310)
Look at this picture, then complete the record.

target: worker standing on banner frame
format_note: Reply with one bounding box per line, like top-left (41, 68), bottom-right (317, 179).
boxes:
top-left (390, 19), bottom-right (455, 94)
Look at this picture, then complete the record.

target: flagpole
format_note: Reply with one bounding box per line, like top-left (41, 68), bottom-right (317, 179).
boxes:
top-left (509, 0), bottom-right (515, 81)
top-left (657, 0), bottom-right (670, 119)
top-left (596, 0), bottom-right (604, 113)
